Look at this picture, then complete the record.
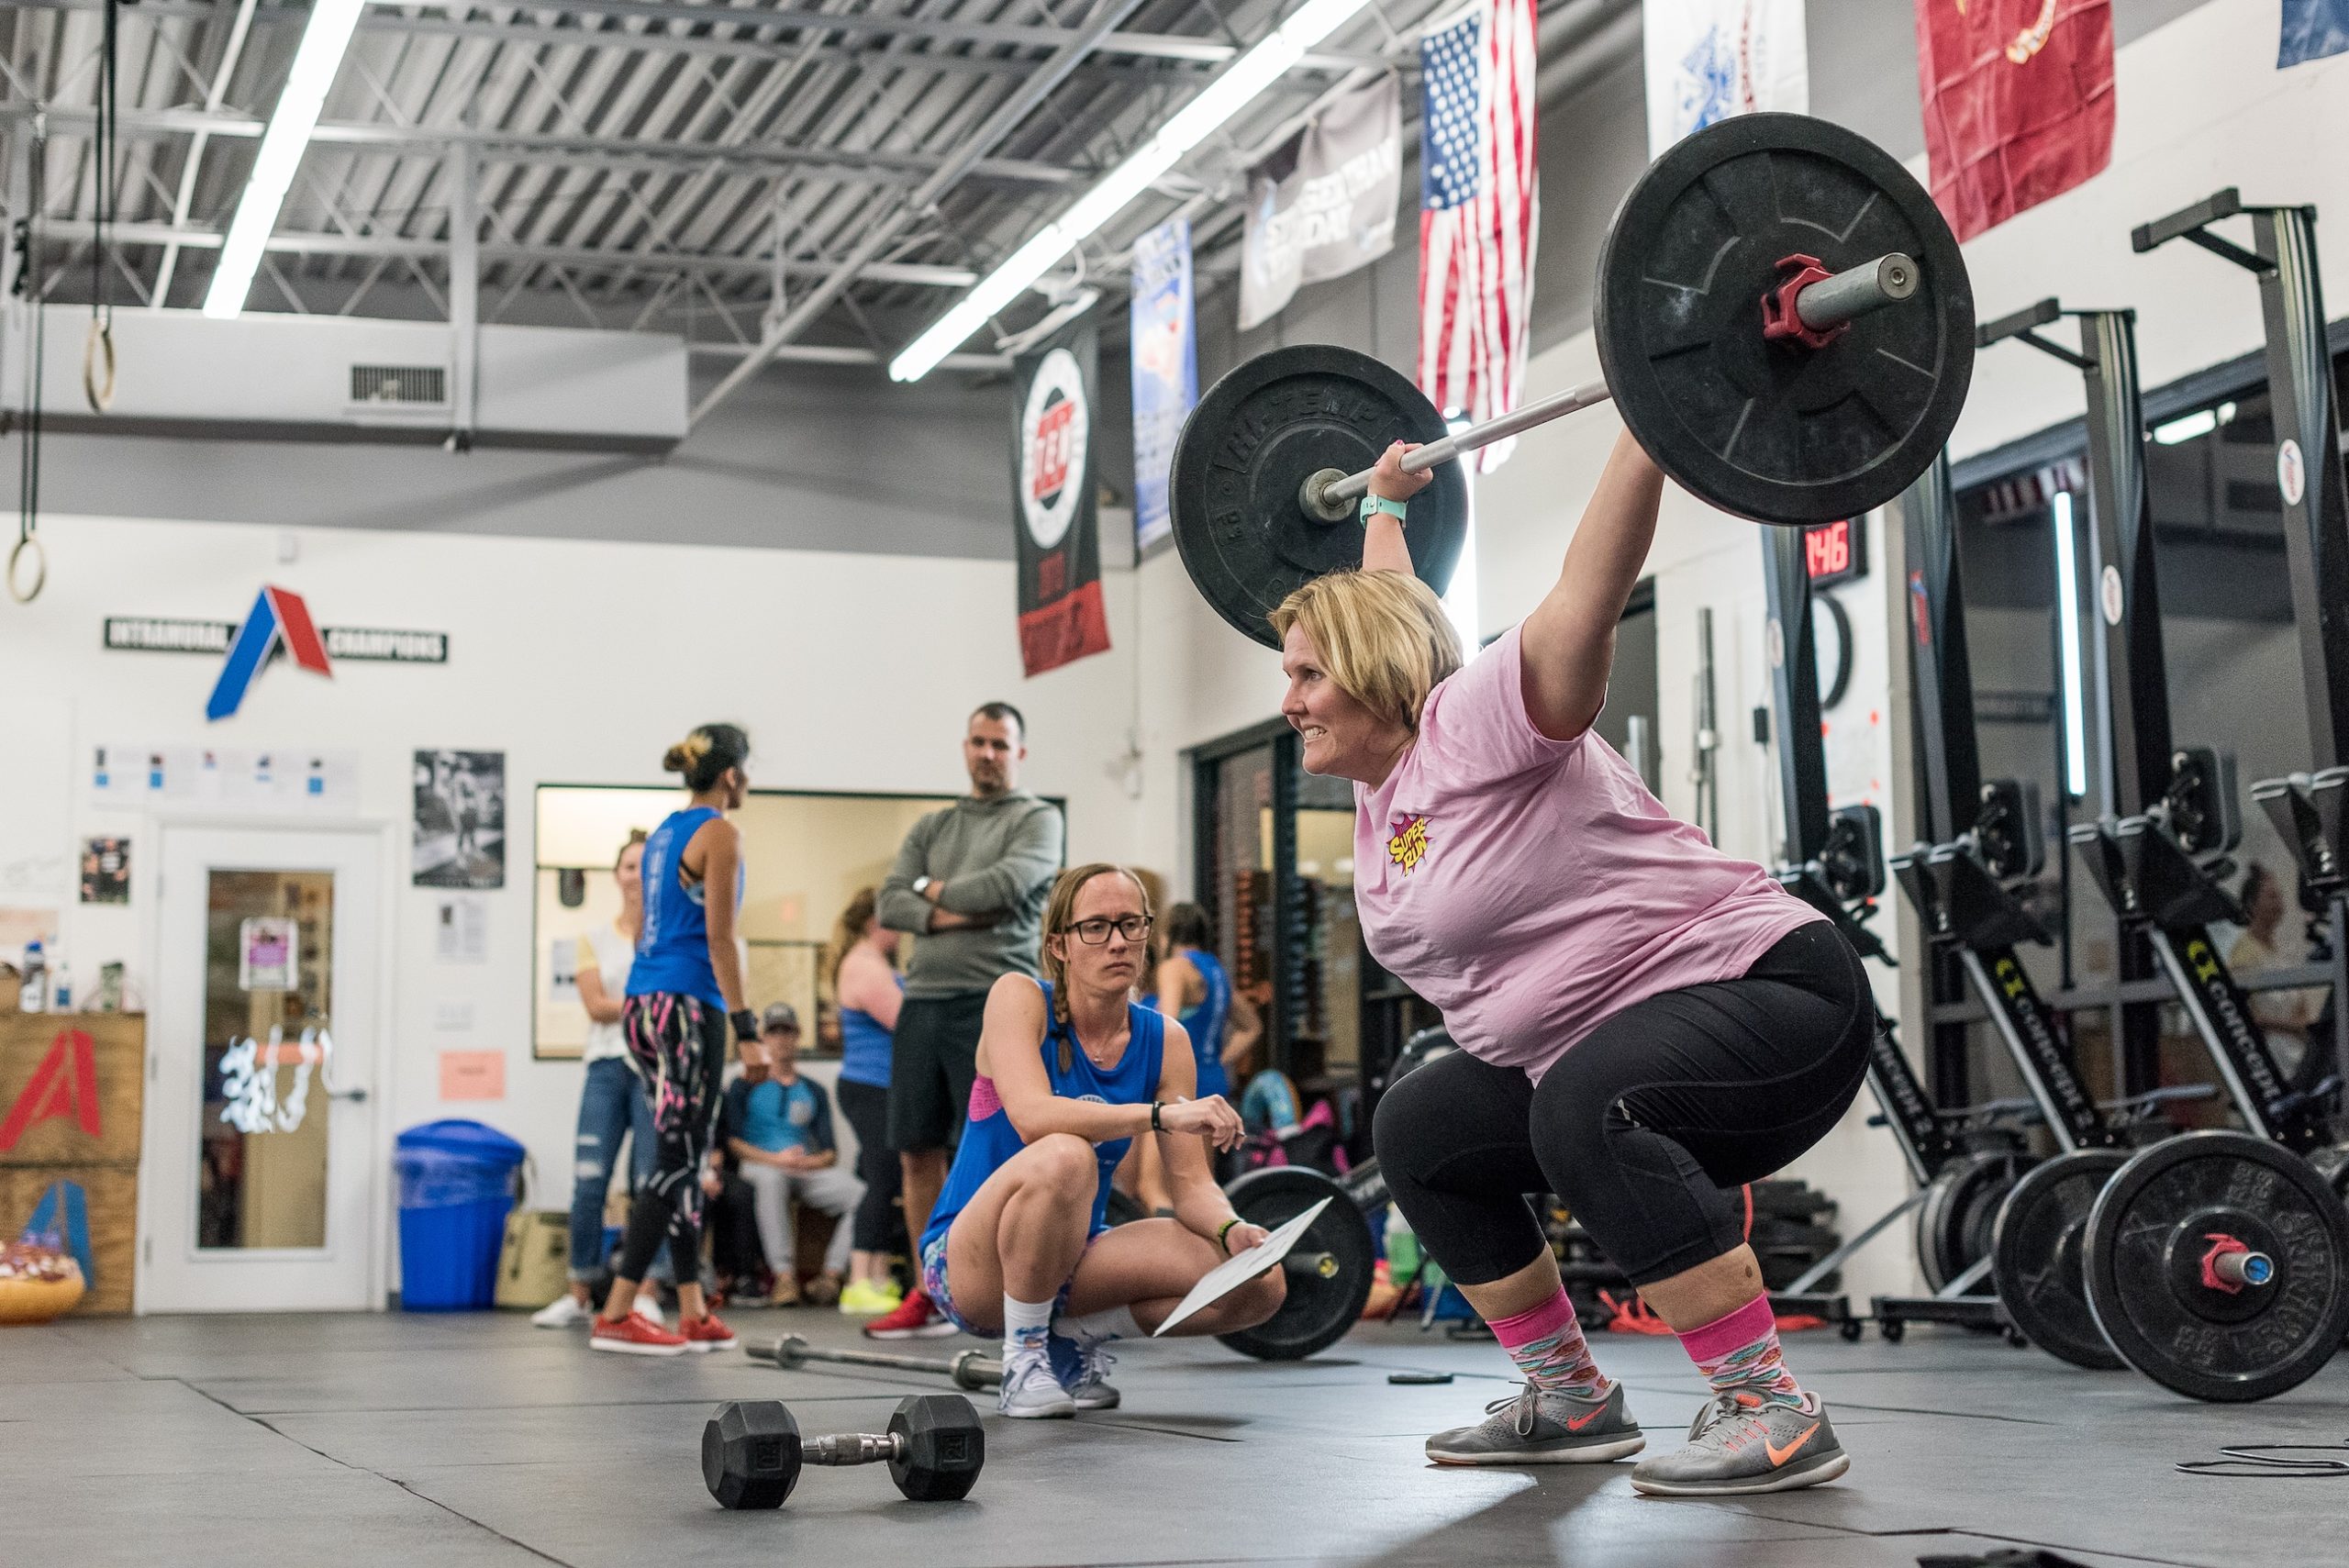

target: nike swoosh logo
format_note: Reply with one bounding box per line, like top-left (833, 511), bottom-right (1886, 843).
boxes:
top-left (1564, 1407), bottom-right (1608, 1432)
top-left (1765, 1422), bottom-right (1819, 1467)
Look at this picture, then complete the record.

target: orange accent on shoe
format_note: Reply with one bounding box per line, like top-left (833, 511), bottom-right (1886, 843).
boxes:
top-left (1564, 1406), bottom-right (1609, 1432)
top-left (1765, 1422), bottom-right (1820, 1467)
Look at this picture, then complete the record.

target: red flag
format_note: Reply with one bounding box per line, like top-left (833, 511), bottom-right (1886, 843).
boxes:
top-left (1915, 0), bottom-right (2115, 242)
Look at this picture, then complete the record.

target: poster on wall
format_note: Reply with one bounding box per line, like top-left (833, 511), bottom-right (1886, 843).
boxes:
top-left (1011, 319), bottom-right (1112, 677)
top-left (1642, 0), bottom-right (1809, 157)
top-left (89, 742), bottom-right (358, 815)
top-left (79, 839), bottom-right (130, 905)
top-left (1129, 217), bottom-right (1197, 555)
top-left (413, 751), bottom-right (506, 888)
top-left (433, 895), bottom-right (491, 963)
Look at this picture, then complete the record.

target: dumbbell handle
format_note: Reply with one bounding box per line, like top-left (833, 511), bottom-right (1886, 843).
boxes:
top-left (1311, 251), bottom-right (1917, 510)
top-left (802, 1431), bottom-right (907, 1466)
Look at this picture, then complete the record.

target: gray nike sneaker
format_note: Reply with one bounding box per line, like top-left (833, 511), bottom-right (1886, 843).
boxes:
top-left (1425, 1382), bottom-right (1644, 1465)
top-left (1630, 1392), bottom-right (1848, 1496)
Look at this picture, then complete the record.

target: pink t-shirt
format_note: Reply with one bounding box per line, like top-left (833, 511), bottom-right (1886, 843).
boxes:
top-left (1353, 625), bottom-right (1821, 1082)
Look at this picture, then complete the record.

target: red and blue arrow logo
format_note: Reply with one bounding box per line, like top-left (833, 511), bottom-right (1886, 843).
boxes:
top-left (206, 585), bottom-right (333, 721)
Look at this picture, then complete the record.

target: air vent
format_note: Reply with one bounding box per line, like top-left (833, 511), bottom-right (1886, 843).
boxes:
top-left (349, 363), bottom-right (448, 406)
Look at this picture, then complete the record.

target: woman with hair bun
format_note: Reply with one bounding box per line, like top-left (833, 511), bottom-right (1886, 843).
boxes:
top-left (591, 723), bottom-right (755, 1356)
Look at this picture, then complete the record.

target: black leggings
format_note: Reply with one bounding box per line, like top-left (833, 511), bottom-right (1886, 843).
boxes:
top-left (835, 1077), bottom-right (905, 1254)
top-left (615, 993), bottom-right (729, 1286)
top-left (1375, 921), bottom-right (1872, 1287)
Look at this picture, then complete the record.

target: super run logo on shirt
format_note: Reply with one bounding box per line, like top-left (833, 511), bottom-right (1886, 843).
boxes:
top-left (1386, 815), bottom-right (1432, 875)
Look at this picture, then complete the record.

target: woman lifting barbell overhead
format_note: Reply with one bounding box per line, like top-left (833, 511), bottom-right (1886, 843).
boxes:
top-left (1282, 433), bottom-right (1873, 1496)
top-left (920, 862), bottom-right (1285, 1419)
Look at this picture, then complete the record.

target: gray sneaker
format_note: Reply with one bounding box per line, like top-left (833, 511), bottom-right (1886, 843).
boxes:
top-left (1050, 1334), bottom-right (1120, 1411)
top-left (998, 1351), bottom-right (1077, 1419)
top-left (1426, 1382), bottom-right (1644, 1465)
top-left (1630, 1392), bottom-right (1848, 1496)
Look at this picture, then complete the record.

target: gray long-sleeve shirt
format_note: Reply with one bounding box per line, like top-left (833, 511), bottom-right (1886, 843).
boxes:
top-left (878, 790), bottom-right (1064, 998)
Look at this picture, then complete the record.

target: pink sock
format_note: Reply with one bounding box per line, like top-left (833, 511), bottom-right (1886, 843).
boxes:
top-left (1677, 1296), bottom-right (1805, 1408)
top-left (1487, 1289), bottom-right (1610, 1399)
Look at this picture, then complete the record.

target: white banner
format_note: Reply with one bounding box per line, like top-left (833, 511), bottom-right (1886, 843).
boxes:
top-left (1642, 0), bottom-right (1809, 158)
top-left (1239, 75), bottom-right (1402, 331)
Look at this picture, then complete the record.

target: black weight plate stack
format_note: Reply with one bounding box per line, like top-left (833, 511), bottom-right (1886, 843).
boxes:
top-left (1216, 1166), bottom-right (1376, 1361)
top-left (1990, 1148), bottom-right (2128, 1371)
top-left (1595, 112), bottom-right (1975, 526)
top-left (1170, 345), bottom-right (1468, 648)
top-left (2084, 1131), bottom-right (2349, 1402)
top-left (1916, 1149), bottom-right (2034, 1293)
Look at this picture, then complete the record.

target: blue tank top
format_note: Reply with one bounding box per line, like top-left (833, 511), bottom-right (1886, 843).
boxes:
top-left (838, 974), bottom-right (901, 1088)
top-left (1176, 948), bottom-right (1232, 1101)
top-left (628, 807), bottom-right (738, 1007)
top-left (920, 982), bottom-right (1164, 1255)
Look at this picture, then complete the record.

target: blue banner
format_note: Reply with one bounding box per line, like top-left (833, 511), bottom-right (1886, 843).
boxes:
top-left (2280, 0), bottom-right (2349, 67)
top-left (1129, 217), bottom-right (1197, 553)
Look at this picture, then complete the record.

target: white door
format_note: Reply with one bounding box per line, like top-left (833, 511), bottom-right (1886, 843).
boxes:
top-left (142, 825), bottom-right (384, 1312)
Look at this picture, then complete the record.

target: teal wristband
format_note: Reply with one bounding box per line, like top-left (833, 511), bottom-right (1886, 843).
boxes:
top-left (1359, 495), bottom-right (1408, 527)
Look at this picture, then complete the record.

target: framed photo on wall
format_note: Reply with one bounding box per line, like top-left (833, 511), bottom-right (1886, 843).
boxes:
top-left (413, 751), bottom-right (507, 889)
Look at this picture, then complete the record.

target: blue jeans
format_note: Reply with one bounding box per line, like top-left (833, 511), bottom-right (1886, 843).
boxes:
top-left (568, 1057), bottom-right (658, 1281)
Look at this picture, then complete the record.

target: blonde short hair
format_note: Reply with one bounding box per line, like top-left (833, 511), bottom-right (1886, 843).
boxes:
top-left (1269, 571), bottom-right (1464, 734)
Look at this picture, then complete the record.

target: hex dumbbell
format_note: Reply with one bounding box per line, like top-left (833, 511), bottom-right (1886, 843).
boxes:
top-left (702, 1394), bottom-right (985, 1509)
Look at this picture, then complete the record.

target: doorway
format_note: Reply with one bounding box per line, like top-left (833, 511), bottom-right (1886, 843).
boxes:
top-left (142, 825), bottom-right (386, 1312)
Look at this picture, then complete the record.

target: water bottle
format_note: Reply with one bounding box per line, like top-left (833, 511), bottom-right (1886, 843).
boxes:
top-left (49, 953), bottom-right (72, 1012)
top-left (18, 940), bottom-right (47, 1014)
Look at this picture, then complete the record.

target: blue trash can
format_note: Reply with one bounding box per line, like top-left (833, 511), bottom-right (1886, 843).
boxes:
top-left (395, 1118), bottom-right (528, 1311)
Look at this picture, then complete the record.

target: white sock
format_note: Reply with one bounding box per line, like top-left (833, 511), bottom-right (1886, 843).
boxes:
top-left (1055, 1304), bottom-right (1142, 1344)
top-left (1003, 1295), bottom-right (1055, 1361)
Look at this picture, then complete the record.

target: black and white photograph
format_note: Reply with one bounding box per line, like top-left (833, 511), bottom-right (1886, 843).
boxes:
top-left (411, 750), bottom-right (506, 889)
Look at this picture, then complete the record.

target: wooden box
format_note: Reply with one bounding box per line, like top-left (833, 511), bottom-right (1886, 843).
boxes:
top-left (0, 1165), bottom-right (139, 1316)
top-left (0, 1015), bottom-right (147, 1167)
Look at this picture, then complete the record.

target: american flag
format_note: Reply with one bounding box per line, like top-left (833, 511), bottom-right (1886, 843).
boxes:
top-left (1419, 0), bottom-right (1539, 471)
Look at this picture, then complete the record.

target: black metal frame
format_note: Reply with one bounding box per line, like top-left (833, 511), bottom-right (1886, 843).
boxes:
top-left (1980, 299), bottom-right (2325, 1151)
top-left (2137, 190), bottom-right (2349, 1105)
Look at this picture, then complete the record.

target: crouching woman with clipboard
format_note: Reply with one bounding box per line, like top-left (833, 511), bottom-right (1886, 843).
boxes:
top-left (918, 862), bottom-right (1286, 1418)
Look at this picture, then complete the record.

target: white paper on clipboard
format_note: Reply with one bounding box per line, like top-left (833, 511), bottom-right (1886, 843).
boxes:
top-left (1152, 1196), bottom-right (1333, 1337)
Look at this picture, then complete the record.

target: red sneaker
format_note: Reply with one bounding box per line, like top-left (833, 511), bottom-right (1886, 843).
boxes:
top-left (863, 1287), bottom-right (958, 1340)
top-left (590, 1312), bottom-right (687, 1356)
top-left (679, 1312), bottom-right (738, 1352)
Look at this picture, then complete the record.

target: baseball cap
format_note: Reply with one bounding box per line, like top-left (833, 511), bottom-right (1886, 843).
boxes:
top-left (760, 1002), bottom-right (801, 1034)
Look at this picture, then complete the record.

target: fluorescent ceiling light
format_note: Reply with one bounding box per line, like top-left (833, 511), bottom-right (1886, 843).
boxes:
top-left (2051, 490), bottom-right (2090, 799)
top-left (2151, 400), bottom-right (2236, 445)
top-left (203, 0), bottom-right (369, 318)
top-left (890, 0), bottom-right (1371, 382)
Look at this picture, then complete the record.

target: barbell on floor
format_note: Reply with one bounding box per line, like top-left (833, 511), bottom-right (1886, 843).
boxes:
top-left (1170, 112), bottom-right (1976, 647)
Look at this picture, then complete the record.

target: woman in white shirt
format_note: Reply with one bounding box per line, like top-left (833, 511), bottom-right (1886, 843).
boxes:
top-left (535, 833), bottom-right (666, 1328)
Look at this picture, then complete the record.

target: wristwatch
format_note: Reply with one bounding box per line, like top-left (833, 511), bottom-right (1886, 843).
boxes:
top-left (1360, 495), bottom-right (1408, 526)
top-left (912, 875), bottom-right (933, 896)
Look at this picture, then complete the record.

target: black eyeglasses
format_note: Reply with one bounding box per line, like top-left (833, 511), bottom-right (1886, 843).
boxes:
top-left (1063, 916), bottom-right (1153, 945)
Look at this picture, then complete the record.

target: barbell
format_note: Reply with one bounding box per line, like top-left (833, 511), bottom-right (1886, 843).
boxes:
top-left (1170, 112), bottom-right (1976, 647)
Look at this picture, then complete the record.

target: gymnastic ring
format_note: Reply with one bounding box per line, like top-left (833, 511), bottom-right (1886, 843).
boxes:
top-left (6, 535), bottom-right (46, 604)
top-left (83, 317), bottom-right (116, 413)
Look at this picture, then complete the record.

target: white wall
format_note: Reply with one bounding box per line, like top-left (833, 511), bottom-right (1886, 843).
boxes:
top-left (2, 512), bottom-right (1145, 1304)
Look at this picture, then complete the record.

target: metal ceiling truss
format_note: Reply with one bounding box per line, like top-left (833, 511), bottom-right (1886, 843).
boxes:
top-left (0, 0), bottom-right (1627, 375)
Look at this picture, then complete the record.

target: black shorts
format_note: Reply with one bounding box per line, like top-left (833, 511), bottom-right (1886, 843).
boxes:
top-left (1374, 921), bottom-right (1873, 1286)
top-left (889, 991), bottom-right (989, 1154)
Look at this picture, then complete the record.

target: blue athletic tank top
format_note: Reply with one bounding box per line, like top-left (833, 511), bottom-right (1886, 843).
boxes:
top-left (628, 807), bottom-right (738, 1006)
top-left (838, 974), bottom-right (901, 1089)
top-left (920, 982), bottom-right (1164, 1256)
top-left (1177, 948), bottom-right (1232, 1101)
